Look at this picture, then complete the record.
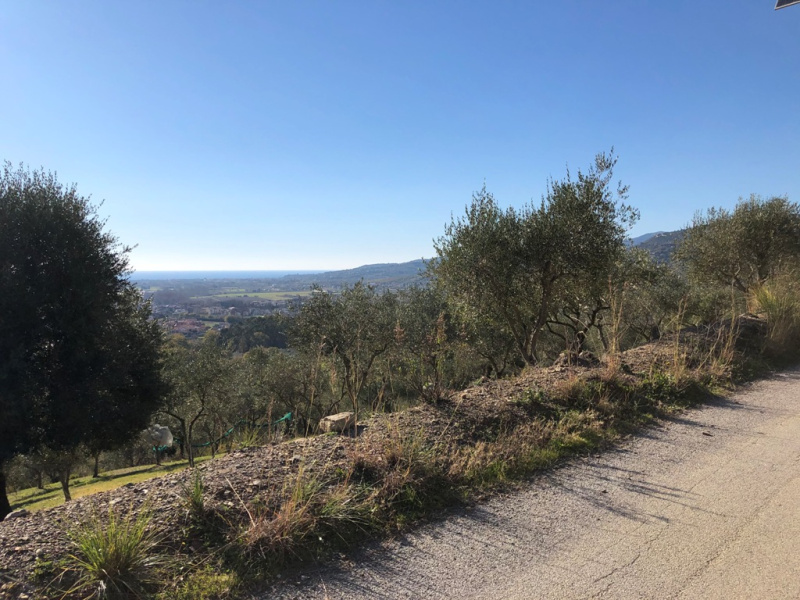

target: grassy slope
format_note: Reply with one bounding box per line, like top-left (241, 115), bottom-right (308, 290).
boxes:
top-left (9, 456), bottom-right (213, 512)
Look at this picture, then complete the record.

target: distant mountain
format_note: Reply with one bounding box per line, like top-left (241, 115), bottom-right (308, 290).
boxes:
top-left (276, 258), bottom-right (430, 291)
top-left (629, 231), bottom-right (665, 246)
top-left (634, 230), bottom-right (684, 263)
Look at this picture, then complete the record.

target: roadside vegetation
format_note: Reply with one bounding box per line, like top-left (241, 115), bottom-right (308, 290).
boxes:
top-left (2, 153), bottom-right (800, 599)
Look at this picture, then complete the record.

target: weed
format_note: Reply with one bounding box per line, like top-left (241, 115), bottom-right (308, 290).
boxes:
top-left (513, 386), bottom-right (546, 410)
top-left (162, 564), bottom-right (237, 600)
top-left (239, 468), bottom-right (323, 571)
top-left (183, 469), bottom-right (206, 518)
top-left (31, 555), bottom-right (57, 583)
top-left (62, 504), bottom-right (164, 599)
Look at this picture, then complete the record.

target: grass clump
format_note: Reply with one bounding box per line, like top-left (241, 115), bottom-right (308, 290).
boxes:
top-left (61, 504), bottom-right (164, 599)
top-left (236, 467), bottom-right (374, 577)
top-left (183, 468), bottom-right (206, 518)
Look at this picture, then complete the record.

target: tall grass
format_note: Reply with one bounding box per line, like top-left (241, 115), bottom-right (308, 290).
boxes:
top-left (62, 504), bottom-right (164, 599)
top-left (752, 274), bottom-right (800, 357)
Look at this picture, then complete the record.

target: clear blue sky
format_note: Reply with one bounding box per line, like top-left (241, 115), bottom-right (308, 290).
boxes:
top-left (1, 1), bottom-right (798, 271)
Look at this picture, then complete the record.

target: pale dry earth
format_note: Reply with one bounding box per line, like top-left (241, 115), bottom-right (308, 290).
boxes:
top-left (261, 369), bottom-right (800, 600)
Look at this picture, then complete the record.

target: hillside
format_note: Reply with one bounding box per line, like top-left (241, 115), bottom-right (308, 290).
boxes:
top-left (0, 316), bottom-right (769, 599)
top-left (275, 258), bottom-right (430, 290)
top-left (635, 229), bottom-right (684, 263)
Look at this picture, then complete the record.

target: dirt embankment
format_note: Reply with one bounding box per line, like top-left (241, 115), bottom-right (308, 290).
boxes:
top-left (0, 317), bottom-right (771, 598)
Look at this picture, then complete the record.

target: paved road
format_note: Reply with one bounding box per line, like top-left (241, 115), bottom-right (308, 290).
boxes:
top-left (263, 370), bottom-right (800, 599)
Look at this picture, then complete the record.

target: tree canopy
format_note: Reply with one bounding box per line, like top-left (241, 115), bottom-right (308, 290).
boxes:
top-left (0, 163), bottom-right (165, 515)
top-left (291, 282), bottom-right (397, 422)
top-left (432, 151), bottom-right (637, 365)
top-left (675, 195), bottom-right (800, 294)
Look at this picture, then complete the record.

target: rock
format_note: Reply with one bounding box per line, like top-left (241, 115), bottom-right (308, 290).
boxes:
top-left (319, 412), bottom-right (356, 434)
top-left (4, 509), bottom-right (29, 521)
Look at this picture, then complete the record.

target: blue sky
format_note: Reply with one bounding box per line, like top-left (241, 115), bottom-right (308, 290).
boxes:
top-left (1, 1), bottom-right (798, 271)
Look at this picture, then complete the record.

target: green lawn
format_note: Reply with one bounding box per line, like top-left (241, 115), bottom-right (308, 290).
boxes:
top-left (9, 455), bottom-right (213, 512)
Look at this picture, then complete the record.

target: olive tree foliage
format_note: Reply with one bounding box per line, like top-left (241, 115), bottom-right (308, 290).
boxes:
top-left (291, 283), bottom-right (397, 423)
top-left (432, 151), bottom-right (637, 365)
top-left (0, 163), bottom-right (166, 513)
top-left (675, 195), bottom-right (800, 295)
top-left (544, 261), bottom-right (614, 357)
top-left (603, 247), bottom-right (691, 349)
top-left (217, 314), bottom-right (288, 353)
top-left (229, 346), bottom-right (326, 438)
top-left (457, 310), bottom-right (519, 378)
top-left (393, 286), bottom-right (461, 403)
top-left (161, 332), bottom-right (232, 467)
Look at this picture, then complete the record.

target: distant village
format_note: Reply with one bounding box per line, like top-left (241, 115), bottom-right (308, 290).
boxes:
top-left (135, 260), bottom-right (429, 338)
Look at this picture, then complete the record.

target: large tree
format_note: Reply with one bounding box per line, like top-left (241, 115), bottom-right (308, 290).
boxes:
top-left (432, 151), bottom-right (637, 365)
top-left (0, 163), bottom-right (166, 515)
top-left (675, 195), bottom-right (800, 294)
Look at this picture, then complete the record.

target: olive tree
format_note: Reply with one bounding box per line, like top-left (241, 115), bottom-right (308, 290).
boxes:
top-left (432, 151), bottom-right (637, 365)
top-left (0, 163), bottom-right (165, 514)
top-left (675, 195), bottom-right (800, 294)
top-left (161, 332), bottom-right (232, 467)
top-left (292, 283), bottom-right (397, 424)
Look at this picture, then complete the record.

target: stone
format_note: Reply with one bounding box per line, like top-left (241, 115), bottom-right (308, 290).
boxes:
top-left (319, 411), bottom-right (356, 434)
top-left (4, 509), bottom-right (29, 520)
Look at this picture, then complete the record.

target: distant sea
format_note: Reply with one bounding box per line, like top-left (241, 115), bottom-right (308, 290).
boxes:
top-left (129, 270), bottom-right (324, 281)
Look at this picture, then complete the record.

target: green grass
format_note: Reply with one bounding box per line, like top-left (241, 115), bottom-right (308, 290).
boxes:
top-left (160, 564), bottom-right (237, 600)
top-left (9, 455), bottom-right (214, 512)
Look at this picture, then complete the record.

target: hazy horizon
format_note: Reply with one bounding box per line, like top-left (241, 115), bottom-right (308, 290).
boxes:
top-left (129, 269), bottom-right (327, 281)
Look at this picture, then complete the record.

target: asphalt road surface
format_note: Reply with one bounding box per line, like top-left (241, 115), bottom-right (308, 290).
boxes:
top-left (263, 369), bottom-right (800, 599)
